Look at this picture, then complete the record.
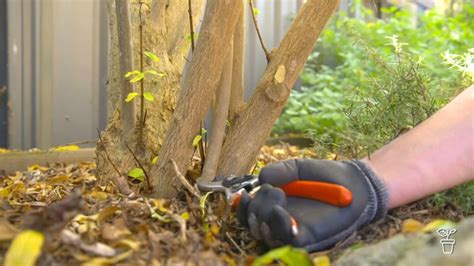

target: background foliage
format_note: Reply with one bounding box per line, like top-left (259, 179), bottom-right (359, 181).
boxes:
top-left (273, 3), bottom-right (473, 159)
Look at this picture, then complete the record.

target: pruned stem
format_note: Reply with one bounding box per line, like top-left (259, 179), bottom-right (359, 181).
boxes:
top-left (249, 0), bottom-right (270, 62)
top-left (188, 0), bottom-right (195, 51)
top-left (200, 41), bottom-right (233, 182)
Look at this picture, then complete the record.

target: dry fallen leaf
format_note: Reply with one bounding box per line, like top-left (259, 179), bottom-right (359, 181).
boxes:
top-left (402, 218), bottom-right (424, 233)
top-left (4, 230), bottom-right (45, 266)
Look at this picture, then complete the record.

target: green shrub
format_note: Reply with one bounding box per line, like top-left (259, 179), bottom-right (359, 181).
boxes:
top-left (273, 3), bottom-right (474, 159)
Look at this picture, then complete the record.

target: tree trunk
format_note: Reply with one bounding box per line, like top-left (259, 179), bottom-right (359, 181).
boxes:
top-left (217, 0), bottom-right (339, 176)
top-left (97, 0), bottom-right (205, 187)
top-left (150, 0), bottom-right (243, 197)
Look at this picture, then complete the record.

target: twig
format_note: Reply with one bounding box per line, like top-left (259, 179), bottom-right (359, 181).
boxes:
top-left (170, 159), bottom-right (201, 198)
top-left (187, 0), bottom-right (195, 51)
top-left (138, 1), bottom-right (145, 147)
top-left (226, 232), bottom-right (246, 256)
top-left (249, 0), bottom-right (270, 62)
top-left (97, 129), bottom-right (121, 178)
top-left (198, 123), bottom-right (206, 171)
top-left (125, 142), bottom-right (151, 190)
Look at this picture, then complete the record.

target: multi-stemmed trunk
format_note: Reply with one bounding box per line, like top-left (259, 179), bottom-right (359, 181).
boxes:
top-left (99, 0), bottom-right (339, 198)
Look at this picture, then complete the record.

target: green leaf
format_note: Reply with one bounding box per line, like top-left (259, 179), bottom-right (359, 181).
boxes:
top-left (192, 135), bottom-right (202, 147)
top-left (252, 246), bottom-right (311, 266)
top-left (201, 128), bottom-right (207, 135)
top-left (253, 7), bottom-right (260, 16)
top-left (180, 212), bottom-right (190, 221)
top-left (125, 70), bottom-right (141, 78)
top-left (143, 92), bottom-right (154, 102)
top-left (151, 156), bottom-right (158, 165)
top-left (128, 168), bottom-right (144, 181)
top-left (129, 72), bottom-right (145, 83)
top-left (185, 32), bottom-right (199, 42)
top-left (199, 191), bottom-right (213, 218)
top-left (144, 69), bottom-right (166, 77)
top-left (144, 51), bottom-right (160, 62)
top-left (125, 92), bottom-right (140, 102)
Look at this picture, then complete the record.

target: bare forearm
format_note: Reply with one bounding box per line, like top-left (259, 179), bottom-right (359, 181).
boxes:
top-left (364, 85), bottom-right (474, 208)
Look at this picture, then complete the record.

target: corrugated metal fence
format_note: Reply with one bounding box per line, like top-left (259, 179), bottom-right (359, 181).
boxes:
top-left (4, 0), bottom-right (431, 149)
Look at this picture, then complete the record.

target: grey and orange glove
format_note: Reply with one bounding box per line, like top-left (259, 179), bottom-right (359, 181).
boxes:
top-left (235, 159), bottom-right (389, 251)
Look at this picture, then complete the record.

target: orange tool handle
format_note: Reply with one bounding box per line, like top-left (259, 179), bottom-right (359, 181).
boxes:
top-left (279, 180), bottom-right (352, 207)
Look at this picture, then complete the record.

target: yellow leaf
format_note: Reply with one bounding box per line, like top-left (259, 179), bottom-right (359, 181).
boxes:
top-left (90, 191), bottom-right (108, 200)
top-left (274, 64), bottom-right (286, 84)
top-left (151, 156), bottom-right (158, 165)
top-left (4, 230), bottom-right (44, 266)
top-left (143, 92), bottom-right (154, 102)
top-left (53, 145), bottom-right (80, 151)
top-left (144, 51), bottom-right (160, 62)
top-left (0, 187), bottom-right (10, 197)
top-left (47, 175), bottom-right (69, 184)
top-left (402, 218), bottom-right (424, 233)
top-left (253, 7), bottom-right (260, 16)
top-left (192, 135), bottom-right (202, 147)
top-left (422, 219), bottom-right (456, 232)
top-left (27, 164), bottom-right (49, 172)
top-left (125, 92), bottom-right (139, 102)
top-left (313, 255), bottom-right (331, 266)
top-left (181, 212), bottom-right (190, 221)
top-left (0, 148), bottom-right (10, 154)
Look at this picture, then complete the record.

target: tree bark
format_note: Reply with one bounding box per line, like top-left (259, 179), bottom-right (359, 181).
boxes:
top-left (228, 0), bottom-right (245, 122)
top-left (200, 41), bottom-right (233, 182)
top-left (151, 0), bottom-right (242, 197)
top-left (115, 0), bottom-right (135, 138)
top-left (98, 0), bottom-right (205, 187)
top-left (217, 0), bottom-right (339, 176)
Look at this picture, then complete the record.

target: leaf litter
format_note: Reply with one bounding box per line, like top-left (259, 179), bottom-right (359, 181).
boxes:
top-left (0, 145), bottom-right (467, 265)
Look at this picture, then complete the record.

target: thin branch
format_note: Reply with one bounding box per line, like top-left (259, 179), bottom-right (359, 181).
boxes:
top-left (188, 0), bottom-right (195, 51)
top-left (97, 129), bottom-right (121, 178)
top-left (138, 1), bottom-right (145, 147)
top-left (249, 0), bottom-right (270, 62)
top-left (226, 232), bottom-right (246, 256)
top-left (125, 142), bottom-right (151, 190)
top-left (198, 123), bottom-right (206, 171)
top-left (171, 159), bottom-right (201, 199)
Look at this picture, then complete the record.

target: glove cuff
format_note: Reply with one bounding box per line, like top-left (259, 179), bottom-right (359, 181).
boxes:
top-left (352, 160), bottom-right (389, 221)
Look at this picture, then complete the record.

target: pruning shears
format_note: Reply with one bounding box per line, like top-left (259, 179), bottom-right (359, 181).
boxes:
top-left (197, 175), bottom-right (353, 235)
top-left (197, 175), bottom-right (353, 208)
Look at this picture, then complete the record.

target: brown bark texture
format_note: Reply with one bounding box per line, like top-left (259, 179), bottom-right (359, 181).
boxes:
top-left (217, 0), bottom-right (339, 176)
top-left (97, 0), bottom-right (205, 187)
top-left (150, 0), bottom-right (243, 197)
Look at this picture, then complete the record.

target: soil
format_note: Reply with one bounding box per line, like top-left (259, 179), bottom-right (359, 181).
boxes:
top-left (0, 145), bottom-right (468, 265)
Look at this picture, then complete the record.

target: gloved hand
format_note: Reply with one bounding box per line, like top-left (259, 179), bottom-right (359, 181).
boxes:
top-left (235, 159), bottom-right (389, 251)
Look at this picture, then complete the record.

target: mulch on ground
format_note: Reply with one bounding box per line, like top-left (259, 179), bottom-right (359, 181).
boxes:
top-left (0, 145), bottom-right (466, 265)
